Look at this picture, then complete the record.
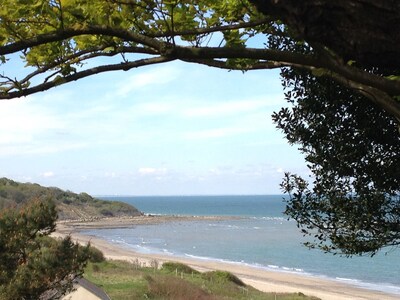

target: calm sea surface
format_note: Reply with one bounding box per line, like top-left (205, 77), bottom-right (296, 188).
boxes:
top-left (86, 195), bottom-right (400, 295)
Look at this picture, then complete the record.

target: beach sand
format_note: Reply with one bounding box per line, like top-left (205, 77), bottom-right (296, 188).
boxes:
top-left (54, 216), bottom-right (398, 300)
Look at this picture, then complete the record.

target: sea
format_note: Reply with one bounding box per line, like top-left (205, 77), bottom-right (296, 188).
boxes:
top-left (85, 195), bottom-right (400, 296)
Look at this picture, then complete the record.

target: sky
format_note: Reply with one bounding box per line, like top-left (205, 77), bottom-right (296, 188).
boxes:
top-left (0, 59), bottom-right (310, 195)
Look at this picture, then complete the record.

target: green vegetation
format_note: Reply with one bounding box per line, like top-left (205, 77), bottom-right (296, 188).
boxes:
top-left (270, 35), bottom-right (400, 256)
top-left (201, 270), bottom-right (245, 287)
top-left (84, 259), bottom-right (320, 300)
top-left (0, 198), bottom-right (91, 299)
top-left (161, 261), bottom-right (200, 275)
top-left (0, 177), bottom-right (141, 220)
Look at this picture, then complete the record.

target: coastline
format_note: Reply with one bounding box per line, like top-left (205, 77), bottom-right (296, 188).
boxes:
top-left (54, 216), bottom-right (399, 300)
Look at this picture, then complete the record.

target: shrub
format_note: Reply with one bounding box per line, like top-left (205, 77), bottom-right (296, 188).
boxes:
top-left (92, 264), bottom-right (101, 272)
top-left (62, 198), bottom-right (72, 205)
top-left (161, 262), bottom-right (200, 275)
top-left (0, 189), bottom-right (8, 198)
top-left (202, 271), bottom-right (245, 286)
top-left (146, 275), bottom-right (214, 300)
top-left (87, 246), bottom-right (105, 263)
top-left (100, 209), bottom-right (114, 217)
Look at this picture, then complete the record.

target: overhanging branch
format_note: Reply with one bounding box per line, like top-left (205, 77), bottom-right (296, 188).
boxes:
top-left (181, 58), bottom-right (290, 70)
top-left (169, 45), bottom-right (400, 97)
top-left (1, 26), bottom-right (400, 119)
top-left (0, 25), bottom-right (163, 56)
top-left (0, 56), bottom-right (174, 99)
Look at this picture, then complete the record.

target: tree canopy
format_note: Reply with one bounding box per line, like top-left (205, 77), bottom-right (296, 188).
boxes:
top-left (273, 66), bottom-right (400, 255)
top-left (267, 31), bottom-right (400, 256)
top-left (0, 0), bottom-right (399, 120)
top-left (0, 198), bottom-right (90, 299)
top-left (0, 0), bottom-right (399, 255)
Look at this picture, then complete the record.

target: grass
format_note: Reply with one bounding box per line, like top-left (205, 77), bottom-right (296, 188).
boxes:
top-left (84, 260), bottom-right (321, 300)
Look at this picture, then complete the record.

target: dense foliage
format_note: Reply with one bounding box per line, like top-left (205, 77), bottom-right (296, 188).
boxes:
top-left (272, 67), bottom-right (400, 255)
top-left (0, 198), bottom-right (90, 299)
top-left (268, 33), bottom-right (400, 255)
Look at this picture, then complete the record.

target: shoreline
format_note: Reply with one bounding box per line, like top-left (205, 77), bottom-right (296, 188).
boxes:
top-left (54, 216), bottom-right (399, 300)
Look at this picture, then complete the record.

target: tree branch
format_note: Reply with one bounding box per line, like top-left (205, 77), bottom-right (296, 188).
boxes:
top-left (1, 25), bottom-right (400, 118)
top-left (0, 25), bottom-right (163, 56)
top-left (0, 56), bottom-right (174, 99)
top-left (13, 45), bottom-right (158, 89)
top-left (169, 46), bottom-right (400, 97)
top-left (147, 18), bottom-right (272, 38)
top-left (181, 58), bottom-right (289, 70)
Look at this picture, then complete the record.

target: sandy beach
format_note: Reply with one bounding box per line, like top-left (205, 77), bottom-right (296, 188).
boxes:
top-left (54, 216), bottom-right (399, 300)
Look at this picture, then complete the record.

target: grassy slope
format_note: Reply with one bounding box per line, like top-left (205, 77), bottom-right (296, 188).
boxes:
top-left (84, 260), bottom-right (320, 300)
top-left (0, 177), bottom-right (142, 220)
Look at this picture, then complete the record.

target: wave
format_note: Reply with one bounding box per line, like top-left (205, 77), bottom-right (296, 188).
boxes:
top-left (335, 277), bottom-right (400, 295)
top-left (133, 247), bottom-right (400, 296)
top-left (249, 216), bottom-right (295, 223)
top-left (207, 223), bottom-right (240, 229)
top-left (183, 253), bottom-right (306, 274)
top-left (335, 277), bottom-right (360, 283)
top-left (83, 226), bottom-right (400, 296)
top-left (182, 253), bottom-right (400, 295)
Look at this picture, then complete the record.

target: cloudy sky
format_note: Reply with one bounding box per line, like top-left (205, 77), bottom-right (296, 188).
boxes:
top-left (0, 60), bottom-right (309, 195)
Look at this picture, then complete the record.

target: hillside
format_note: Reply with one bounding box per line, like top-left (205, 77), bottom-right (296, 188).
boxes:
top-left (0, 178), bottom-right (142, 220)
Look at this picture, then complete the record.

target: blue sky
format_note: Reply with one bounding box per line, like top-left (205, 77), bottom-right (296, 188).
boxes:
top-left (0, 60), bottom-right (309, 195)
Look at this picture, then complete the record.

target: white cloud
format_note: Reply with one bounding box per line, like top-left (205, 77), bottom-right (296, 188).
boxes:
top-left (182, 99), bottom-right (270, 118)
top-left (41, 171), bottom-right (55, 178)
top-left (104, 172), bottom-right (117, 178)
top-left (116, 66), bottom-right (180, 97)
top-left (0, 142), bottom-right (87, 156)
top-left (183, 127), bottom-right (250, 140)
top-left (132, 102), bottom-right (174, 115)
top-left (138, 167), bottom-right (168, 176)
top-left (0, 100), bottom-right (64, 136)
top-left (0, 98), bottom-right (71, 156)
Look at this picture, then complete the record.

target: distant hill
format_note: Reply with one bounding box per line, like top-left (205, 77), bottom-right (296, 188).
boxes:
top-left (0, 178), bottom-right (142, 220)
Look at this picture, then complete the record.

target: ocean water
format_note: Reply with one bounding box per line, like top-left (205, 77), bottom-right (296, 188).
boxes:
top-left (87, 195), bottom-right (400, 295)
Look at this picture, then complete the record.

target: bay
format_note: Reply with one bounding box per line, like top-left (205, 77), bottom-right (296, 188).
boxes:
top-left (86, 195), bottom-right (400, 295)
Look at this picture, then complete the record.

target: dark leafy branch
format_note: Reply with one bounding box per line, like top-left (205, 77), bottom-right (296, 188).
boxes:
top-left (272, 63), bottom-right (400, 256)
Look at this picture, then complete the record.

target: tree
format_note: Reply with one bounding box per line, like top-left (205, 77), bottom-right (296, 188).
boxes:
top-left (272, 67), bottom-right (400, 256)
top-left (267, 29), bottom-right (400, 256)
top-left (0, 0), bottom-right (399, 255)
top-left (0, 198), bottom-right (90, 299)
